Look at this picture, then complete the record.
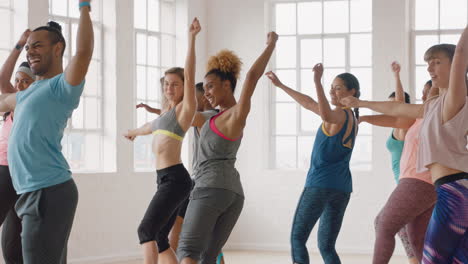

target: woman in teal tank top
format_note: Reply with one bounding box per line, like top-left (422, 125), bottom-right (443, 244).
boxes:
top-left (266, 63), bottom-right (360, 264)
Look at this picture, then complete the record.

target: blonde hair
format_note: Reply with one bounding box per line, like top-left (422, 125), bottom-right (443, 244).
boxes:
top-left (206, 50), bottom-right (242, 92)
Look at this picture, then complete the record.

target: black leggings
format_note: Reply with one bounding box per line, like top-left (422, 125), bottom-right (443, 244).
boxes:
top-left (0, 165), bottom-right (22, 264)
top-left (138, 164), bottom-right (192, 253)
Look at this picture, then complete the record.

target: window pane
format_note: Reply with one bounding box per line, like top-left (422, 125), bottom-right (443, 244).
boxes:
top-left (275, 136), bottom-right (296, 169)
top-left (0, 0), bottom-right (10, 7)
top-left (136, 33), bottom-right (147, 65)
top-left (416, 65), bottom-right (430, 101)
top-left (301, 107), bottom-right (321, 132)
top-left (415, 35), bottom-right (438, 65)
top-left (161, 1), bottom-right (175, 34)
top-left (148, 36), bottom-right (160, 67)
top-left (83, 133), bottom-right (101, 170)
top-left (350, 34), bottom-right (372, 67)
top-left (69, 0), bottom-right (79, 18)
top-left (161, 35), bottom-right (175, 67)
top-left (274, 70), bottom-right (296, 102)
top-left (440, 0), bottom-right (467, 30)
top-left (137, 106), bottom-right (147, 127)
top-left (148, 0), bottom-right (160, 31)
top-left (298, 2), bottom-right (321, 34)
top-left (52, 0), bottom-right (67, 16)
top-left (85, 97), bottom-right (99, 129)
top-left (298, 136), bottom-right (315, 170)
top-left (300, 69), bottom-right (315, 95)
top-left (350, 0), bottom-right (372, 32)
top-left (276, 36), bottom-right (296, 68)
top-left (323, 38), bottom-right (345, 67)
top-left (137, 66), bottom-right (147, 100)
top-left (67, 132), bottom-right (85, 169)
top-left (300, 39), bottom-right (322, 68)
top-left (147, 67), bottom-right (160, 101)
top-left (275, 3), bottom-right (296, 35)
top-left (276, 103), bottom-right (297, 135)
top-left (0, 10), bottom-right (10, 48)
top-left (72, 100), bottom-right (84, 129)
top-left (350, 67), bottom-right (372, 101)
top-left (84, 60), bottom-right (99, 96)
top-left (90, 0), bottom-right (101, 21)
top-left (134, 136), bottom-right (154, 170)
top-left (324, 1), bottom-right (349, 33)
top-left (134, 0), bottom-right (146, 29)
top-left (93, 27), bottom-right (101, 60)
top-left (414, 0), bottom-right (438, 30)
top-left (71, 23), bottom-right (78, 55)
top-left (440, 34), bottom-right (462, 45)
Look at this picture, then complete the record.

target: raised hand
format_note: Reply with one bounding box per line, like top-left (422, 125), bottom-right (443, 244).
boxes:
top-left (340, 96), bottom-right (361, 108)
top-left (189, 17), bottom-right (201, 36)
top-left (313, 63), bottom-right (324, 83)
top-left (17, 29), bottom-right (31, 47)
top-left (265, 71), bottom-right (284, 88)
top-left (267, 31), bottom-right (278, 46)
top-left (391, 61), bottom-right (401, 75)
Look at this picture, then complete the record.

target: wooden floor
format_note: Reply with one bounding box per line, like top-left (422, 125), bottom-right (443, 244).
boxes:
top-left (112, 250), bottom-right (408, 264)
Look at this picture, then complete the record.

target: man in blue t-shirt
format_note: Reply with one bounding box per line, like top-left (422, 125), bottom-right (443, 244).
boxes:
top-left (0, 1), bottom-right (94, 262)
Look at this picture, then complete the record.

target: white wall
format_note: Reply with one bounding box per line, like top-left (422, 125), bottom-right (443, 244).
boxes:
top-left (0, 0), bottom-right (415, 262)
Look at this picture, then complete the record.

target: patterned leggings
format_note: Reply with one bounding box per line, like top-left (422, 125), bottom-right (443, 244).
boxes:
top-left (422, 176), bottom-right (468, 264)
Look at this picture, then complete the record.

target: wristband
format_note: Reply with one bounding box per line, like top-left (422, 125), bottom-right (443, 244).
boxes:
top-left (15, 44), bottom-right (22, 51)
top-left (79, 1), bottom-right (91, 11)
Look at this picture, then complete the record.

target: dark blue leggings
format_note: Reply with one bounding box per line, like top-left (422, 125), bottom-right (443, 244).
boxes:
top-left (291, 187), bottom-right (350, 264)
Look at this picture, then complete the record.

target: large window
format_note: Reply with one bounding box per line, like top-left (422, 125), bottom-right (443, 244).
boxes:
top-left (49, 0), bottom-right (104, 171)
top-left (271, 0), bottom-right (373, 171)
top-left (0, 0), bottom-right (12, 63)
top-left (134, 0), bottom-right (177, 171)
top-left (412, 0), bottom-right (467, 103)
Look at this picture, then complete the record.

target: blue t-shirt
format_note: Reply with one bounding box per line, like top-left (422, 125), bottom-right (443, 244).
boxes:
top-left (305, 110), bottom-right (357, 193)
top-left (8, 73), bottom-right (84, 194)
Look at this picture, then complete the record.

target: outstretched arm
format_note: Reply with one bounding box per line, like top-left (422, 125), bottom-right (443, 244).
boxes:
top-left (360, 114), bottom-right (415, 129)
top-left (65, 1), bottom-right (94, 86)
top-left (0, 29), bottom-right (31, 94)
top-left (391, 62), bottom-right (405, 102)
top-left (341, 96), bottom-right (424, 119)
top-left (445, 24), bottom-right (468, 123)
top-left (136, 103), bottom-right (161, 115)
top-left (313, 63), bottom-right (345, 124)
top-left (123, 122), bottom-right (152, 141)
top-left (265, 71), bottom-right (320, 114)
top-left (234, 32), bottom-right (278, 122)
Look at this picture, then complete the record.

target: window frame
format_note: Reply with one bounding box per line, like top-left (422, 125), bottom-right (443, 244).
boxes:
top-left (269, 0), bottom-right (373, 170)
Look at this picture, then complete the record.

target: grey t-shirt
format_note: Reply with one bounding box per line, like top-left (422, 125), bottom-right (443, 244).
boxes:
top-left (191, 109), bottom-right (219, 170)
top-left (193, 111), bottom-right (244, 197)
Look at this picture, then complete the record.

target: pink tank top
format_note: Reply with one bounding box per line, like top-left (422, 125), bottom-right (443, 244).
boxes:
top-left (0, 114), bottom-right (13, 166)
top-left (417, 94), bottom-right (468, 173)
top-left (399, 119), bottom-right (432, 184)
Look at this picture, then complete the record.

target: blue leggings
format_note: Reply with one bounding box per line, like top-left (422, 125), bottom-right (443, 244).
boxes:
top-left (291, 187), bottom-right (350, 264)
top-left (422, 176), bottom-right (468, 264)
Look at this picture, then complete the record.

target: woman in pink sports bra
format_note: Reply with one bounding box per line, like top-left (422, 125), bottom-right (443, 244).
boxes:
top-left (0, 29), bottom-right (35, 264)
top-left (341, 25), bottom-right (468, 264)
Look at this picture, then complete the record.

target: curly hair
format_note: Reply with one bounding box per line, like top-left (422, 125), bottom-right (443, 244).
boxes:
top-left (205, 49), bottom-right (242, 92)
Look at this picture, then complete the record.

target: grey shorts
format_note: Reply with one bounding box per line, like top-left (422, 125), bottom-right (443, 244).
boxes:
top-left (177, 187), bottom-right (244, 264)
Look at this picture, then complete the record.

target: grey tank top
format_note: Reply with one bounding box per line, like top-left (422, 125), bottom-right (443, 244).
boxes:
top-left (192, 110), bottom-right (219, 170)
top-left (193, 111), bottom-right (244, 197)
top-left (151, 107), bottom-right (186, 141)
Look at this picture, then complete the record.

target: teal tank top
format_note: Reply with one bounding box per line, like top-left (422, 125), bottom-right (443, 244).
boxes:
top-left (385, 130), bottom-right (405, 183)
top-left (305, 109), bottom-right (357, 193)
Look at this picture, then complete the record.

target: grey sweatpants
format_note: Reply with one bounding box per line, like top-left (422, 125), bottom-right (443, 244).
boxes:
top-left (177, 187), bottom-right (244, 264)
top-left (15, 179), bottom-right (78, 264)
